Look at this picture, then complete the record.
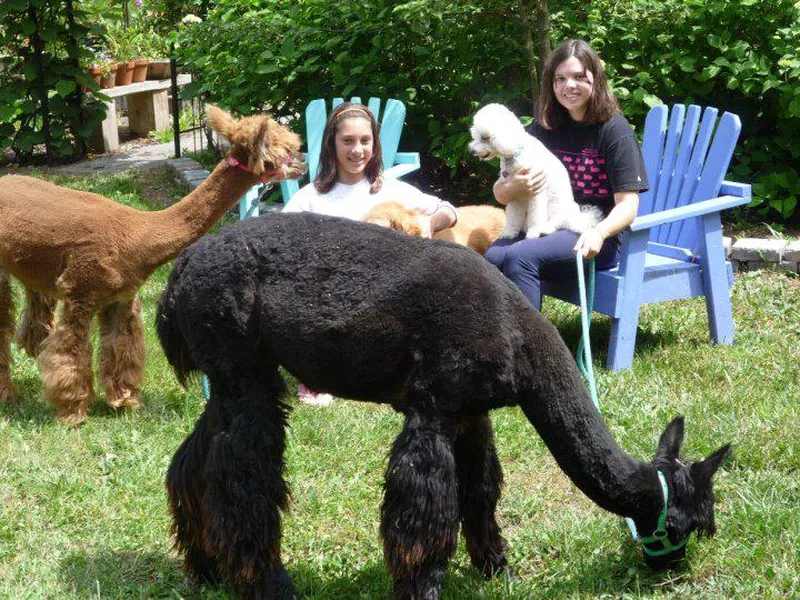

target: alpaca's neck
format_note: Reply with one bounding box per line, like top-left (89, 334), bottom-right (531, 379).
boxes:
top-left (140, 160), bottom-right (258, 269)
top-left (518, 330), bottom-right (661, 521)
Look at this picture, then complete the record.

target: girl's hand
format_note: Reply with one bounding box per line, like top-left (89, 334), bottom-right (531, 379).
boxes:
top-left (415, 215), bottom-right (434, 238)
top-left (573, 227), bottom-right (606, 258)
top-left (494, 167), bottom-right (548, 205)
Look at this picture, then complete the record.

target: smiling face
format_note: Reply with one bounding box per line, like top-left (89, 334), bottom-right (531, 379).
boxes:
top-left (553, 56), bottom-right (594, 122)
top-left (335, 117), bottom-right (374, 184)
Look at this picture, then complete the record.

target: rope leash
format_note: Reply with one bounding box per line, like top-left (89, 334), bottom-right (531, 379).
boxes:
top-left (574, 254), bottom-right (682, 553)
top-left (575, 253), bottom-right (598, 409)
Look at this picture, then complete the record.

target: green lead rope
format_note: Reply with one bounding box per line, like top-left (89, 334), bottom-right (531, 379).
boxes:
top-left (575, 253), bottom-right (599, 409)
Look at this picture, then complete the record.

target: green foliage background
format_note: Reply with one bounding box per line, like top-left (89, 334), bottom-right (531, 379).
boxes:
top-left (174, 0), bottom-right (800, 221)
top-left (0, 0), bottom-right (106, 161)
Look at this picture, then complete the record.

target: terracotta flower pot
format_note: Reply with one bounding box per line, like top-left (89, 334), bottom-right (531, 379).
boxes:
top-left (82, 66), bottom-right (103, 92)
top-left (115, 60), bottom-right (136, 86)
top-left (100, 64), bottom-right (118, 89)
top-left (146, 59), bottom-right (171, 80)
top-left (131, 59), bottom-right (149, 83)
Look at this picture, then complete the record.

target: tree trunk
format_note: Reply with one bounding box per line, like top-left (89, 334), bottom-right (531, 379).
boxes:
top-left (64, 0), bottom-right (86, 159)
top-left (26, 5), bottom-right (53, 164)
top-left (519, 0), bottom-right (551, 115)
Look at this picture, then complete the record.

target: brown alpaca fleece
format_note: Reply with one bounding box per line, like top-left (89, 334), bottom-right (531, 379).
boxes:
top-left (363, 201), bottom-right (507, 255)
top-left (0, 105), bottom-right (305, 425)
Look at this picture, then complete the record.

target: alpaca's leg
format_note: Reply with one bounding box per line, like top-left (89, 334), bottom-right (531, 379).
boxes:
top-left (0, 270), bottom-right (15, 402)
top-left (454, 414), bottom-right (508, 578)
top-left (381, 411), bottom-right (459, 600)
top-left (36, 299), bottom-right (96, 425)
top-left (14, 288), bottom-right (57, 358)
top-left (180, 371), bottom-right (298, 598)
top-left (98, 296), bottom-right (145, 410)
top-left (166, 409), bottom-right (222, 584)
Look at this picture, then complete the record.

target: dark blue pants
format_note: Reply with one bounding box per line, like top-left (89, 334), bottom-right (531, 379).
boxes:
top-left (484, 230), bottom-right (620, 310)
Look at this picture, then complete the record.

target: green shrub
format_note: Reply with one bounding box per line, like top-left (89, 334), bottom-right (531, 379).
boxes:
top-left (0, 0), bottom-right (107, 161)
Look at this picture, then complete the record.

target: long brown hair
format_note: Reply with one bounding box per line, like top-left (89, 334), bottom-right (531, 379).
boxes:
top-left (314, 102), bottom-right (384, 194)
top-left (536, 39), bottom-right (620, 130)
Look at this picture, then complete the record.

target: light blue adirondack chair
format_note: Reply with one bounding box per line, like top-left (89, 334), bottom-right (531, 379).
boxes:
top-left (238, 96), bottom-right (421, 220)
top-left (541, 104), bottom-right (752, 371)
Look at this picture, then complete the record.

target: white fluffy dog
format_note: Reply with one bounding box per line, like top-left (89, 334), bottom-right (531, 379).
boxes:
top-left (469, 103), bottom-right (598, 239)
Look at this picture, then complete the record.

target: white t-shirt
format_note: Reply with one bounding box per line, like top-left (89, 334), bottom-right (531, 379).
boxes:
top-left (282, 177), bottom-right (456, 221)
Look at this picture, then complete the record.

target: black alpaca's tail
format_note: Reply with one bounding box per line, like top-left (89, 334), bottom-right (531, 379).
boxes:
top-left (156, 254), bottom-right (198, 387)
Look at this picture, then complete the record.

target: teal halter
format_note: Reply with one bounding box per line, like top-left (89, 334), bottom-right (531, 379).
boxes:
top-left (624, 471), bottom-right (689, 557)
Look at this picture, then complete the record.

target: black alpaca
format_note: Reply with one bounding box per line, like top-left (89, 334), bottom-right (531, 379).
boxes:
top-left (157, 212), bottom-right (730, 599)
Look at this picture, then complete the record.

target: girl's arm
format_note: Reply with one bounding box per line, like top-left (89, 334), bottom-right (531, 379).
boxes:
top-left (573, 191), bottom-right (639, 258)
top-left (492, 167), bottom-right (548, 206)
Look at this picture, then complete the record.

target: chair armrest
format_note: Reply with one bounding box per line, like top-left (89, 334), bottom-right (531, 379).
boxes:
top-left (630, 193), bottom-right (751, 232)
top-left (385, 152), bottom-right (421, 179)
top-left (719, 180), bottom-right (751, 197)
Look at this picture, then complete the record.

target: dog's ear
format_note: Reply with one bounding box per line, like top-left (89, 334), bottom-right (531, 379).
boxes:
top-left (206, 105), bottom-right (238, 140)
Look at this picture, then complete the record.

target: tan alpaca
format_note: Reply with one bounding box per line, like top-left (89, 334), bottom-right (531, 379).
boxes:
top-left (363, 201), bottom-right (506, 255)
top-left (0, 106), bottom-right (305, 425)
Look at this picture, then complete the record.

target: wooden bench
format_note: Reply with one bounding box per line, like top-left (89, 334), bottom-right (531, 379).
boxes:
top-left (88, 74), bottom-right (191, 153)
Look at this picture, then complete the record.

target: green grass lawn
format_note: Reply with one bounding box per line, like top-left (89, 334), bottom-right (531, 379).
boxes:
top-left (1, 170), bottom-right (798, 598)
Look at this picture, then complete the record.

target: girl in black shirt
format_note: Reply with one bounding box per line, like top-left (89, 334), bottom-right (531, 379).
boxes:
top-left (486, 39), bottom-right (649, 310)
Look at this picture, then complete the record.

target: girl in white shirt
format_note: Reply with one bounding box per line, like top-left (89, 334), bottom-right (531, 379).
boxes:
top-left (282, 102), bottom-right (458, 404)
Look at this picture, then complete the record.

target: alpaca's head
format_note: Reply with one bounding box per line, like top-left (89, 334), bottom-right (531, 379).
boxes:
top-left (362, 201), bottom-right (424, 237)
top-left (206, 105), bottom-right (307, 182)
top-left (468, 103), bottom-right (528, 161)
top-left (636, 416), bottom-right (730, 570)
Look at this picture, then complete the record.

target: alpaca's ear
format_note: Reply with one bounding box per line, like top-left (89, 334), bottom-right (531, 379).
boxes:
top-left (206, 105), bottom-right (237, 140)
top-left (655, 415), bottom-right (685, 461)
top-left (691, 444), bottom-right (730, 484)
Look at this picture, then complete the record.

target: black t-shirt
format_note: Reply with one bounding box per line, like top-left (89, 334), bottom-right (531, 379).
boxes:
top-left (528, 114), bottom-right (649, 217)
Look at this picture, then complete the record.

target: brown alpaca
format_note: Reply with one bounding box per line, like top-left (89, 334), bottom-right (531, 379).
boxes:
top-left (363, 201), bottom-right (506, 255)
top-left (0, 106), bottom-right (305, 425)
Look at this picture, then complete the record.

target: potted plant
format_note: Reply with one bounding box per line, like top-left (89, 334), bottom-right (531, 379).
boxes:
top-left (108, 26), bottom-right (137, 86)
top-left (137, 28), bottom-right (170, 80)
top-left (95, 51), bottom-right (118, 89)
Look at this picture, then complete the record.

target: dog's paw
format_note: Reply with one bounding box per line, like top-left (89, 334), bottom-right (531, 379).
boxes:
top-left (539, 223), bottom-right (557, 235)
top-left (525, 229), bottom-right (542, 239)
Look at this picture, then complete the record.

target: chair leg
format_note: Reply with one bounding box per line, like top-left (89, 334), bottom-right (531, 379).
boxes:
top-left (606, 231), bottom-right (648, 372)
top-left (700, 213), bottom-right (735, 344)
top-left (608, 307), bottom-right (641, 372)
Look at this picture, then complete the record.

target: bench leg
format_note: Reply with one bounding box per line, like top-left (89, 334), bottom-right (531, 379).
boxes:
top-left (88, 99), bottom-right (119, 153)
top-left (128, 89), bottom-right (170, 136)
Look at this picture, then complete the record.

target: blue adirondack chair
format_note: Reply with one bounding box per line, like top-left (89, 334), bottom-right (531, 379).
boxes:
top-left (541, 104), bottom-right (752, 371)
top-left (238, 96), bottom-right (421, 220)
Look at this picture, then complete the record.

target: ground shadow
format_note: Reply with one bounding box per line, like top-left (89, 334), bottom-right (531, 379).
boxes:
top-left (59, 549), bottom-right (199, 598)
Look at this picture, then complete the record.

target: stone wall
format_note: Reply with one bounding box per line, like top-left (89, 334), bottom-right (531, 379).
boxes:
top-left (726, 237), bottom-right (800, 274)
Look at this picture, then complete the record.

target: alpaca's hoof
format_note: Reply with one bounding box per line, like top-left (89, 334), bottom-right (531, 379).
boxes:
top-left (0, 373), bottom-right (16, 403)
top-left (240, 565), bottom-right (300, 600)
top-left (57, 407), bottom-right (88, 427)
top-left (106, 388), bottom-right (141, 410)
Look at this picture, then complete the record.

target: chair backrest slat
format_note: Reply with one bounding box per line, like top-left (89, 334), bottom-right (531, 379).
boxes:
top-left (638, 105), bottom-right (668, 218)
top-left (379, 99), bottom-right (406, 171)
top-left (656, 105), bottom-right (701, 243)
top-left (651, 105), bottom-right (686, 217)
top-left (661, 106), bottom-right (717, 245)
top-left (305, 99), bottom-right (328, 180)
top-left (674, 111), bottom-right (742, 252)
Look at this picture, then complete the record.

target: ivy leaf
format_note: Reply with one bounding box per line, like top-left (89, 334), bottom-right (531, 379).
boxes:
top-left (0, 104), bottom-right (16, 122)
top-left (22, 62), bottom-right (39, 81)
top-left (55, 80), bottom-right (76, 97)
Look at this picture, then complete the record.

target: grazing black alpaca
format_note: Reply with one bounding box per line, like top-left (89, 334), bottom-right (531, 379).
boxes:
top-left (157, 212), bottom-right (730, 599)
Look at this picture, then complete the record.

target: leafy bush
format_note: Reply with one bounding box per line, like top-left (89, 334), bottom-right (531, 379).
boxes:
top-left (553, 0), bottom-right (800, 222)
top-left (0, 0), bottom-right (107, 161)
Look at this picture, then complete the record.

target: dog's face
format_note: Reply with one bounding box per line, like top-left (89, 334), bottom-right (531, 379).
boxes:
top-left (362, 201), bottom-right (424, 237)
top-left (468, 103), bottom-right (528, 161)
